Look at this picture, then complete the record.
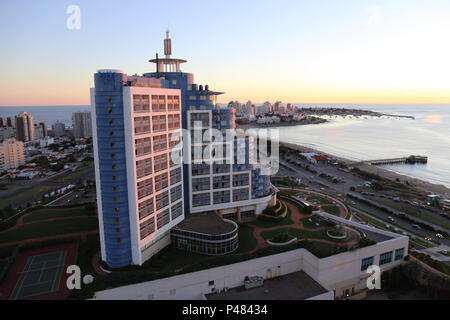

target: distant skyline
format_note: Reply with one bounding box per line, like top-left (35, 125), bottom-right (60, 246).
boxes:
top-left (1, 0), bottom-right (450, 106)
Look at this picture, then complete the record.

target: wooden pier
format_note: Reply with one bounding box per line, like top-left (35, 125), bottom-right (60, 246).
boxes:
top-left (358, 155), bottom-right (428, 166)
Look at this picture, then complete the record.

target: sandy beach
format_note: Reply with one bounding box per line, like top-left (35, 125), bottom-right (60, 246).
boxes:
top-left (279, 140), bottom-right (450, 197)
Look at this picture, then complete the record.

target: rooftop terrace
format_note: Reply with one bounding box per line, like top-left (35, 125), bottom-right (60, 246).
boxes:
top-left (206, 270), bottom-right (329, 300)
top-left (174, 211), bottom-right (236, 235)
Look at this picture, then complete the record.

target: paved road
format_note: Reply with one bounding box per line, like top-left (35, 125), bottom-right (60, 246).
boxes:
top-left (278, 157), bottom-right (450, 248)
top-left (0, 162), bottom-right (94, 210)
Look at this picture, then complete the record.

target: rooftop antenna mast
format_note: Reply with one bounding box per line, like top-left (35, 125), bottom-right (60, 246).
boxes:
top-left (149, 29), bottom-right (187, 73)
top-left (164, 28), bottom-right (171, 59)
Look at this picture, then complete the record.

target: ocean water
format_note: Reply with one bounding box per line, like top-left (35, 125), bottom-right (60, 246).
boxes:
top-left (274, 104), bottom-right (450, 188)
top-left (0, 106), bottom-right (91, 127)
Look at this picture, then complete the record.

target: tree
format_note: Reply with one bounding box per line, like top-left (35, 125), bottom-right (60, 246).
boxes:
top-left (371, 181), bottom-right (383, 191)
top-left (48, 143), bottom-right (60, 152)
top-left (4, 204), bottom-right (14, 217)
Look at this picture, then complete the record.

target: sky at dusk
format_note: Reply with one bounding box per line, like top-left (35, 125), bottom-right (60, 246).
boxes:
top-left (1, 0), bottom-right (450, 106)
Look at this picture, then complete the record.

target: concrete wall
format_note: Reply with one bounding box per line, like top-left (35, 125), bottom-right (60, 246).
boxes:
top-left (94, 248), bottom-right (305, 300)
top-left (140, 232), bottom-right (172, 263)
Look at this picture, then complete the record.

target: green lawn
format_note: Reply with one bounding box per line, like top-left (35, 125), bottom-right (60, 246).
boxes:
top-left (260, 227), bottom-right (355, 244)
top-left (250, 205), bottom-right (294, 229)
top-left (22, 207), bottom-right (95, 223)
top-left (307, 195), bottom-right (332, 205)
top-left (294, 192), bottom-right (309, 198)
top-left (236, 225), bottom-right (258, 253)
top-left (322, 206), bottom-right (341, 216)
top-left (0, 217), bottom-right (99, 243)
top-left (300, 216), bottom-right (328, 229)
top-left (61, 163), bottom-right (93, 182)
top-left (0, 185), bottom-right (49, 208)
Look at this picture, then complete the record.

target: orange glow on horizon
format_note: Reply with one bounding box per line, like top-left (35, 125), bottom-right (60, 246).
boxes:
top-left (425, 114), bottom-right (443, 123)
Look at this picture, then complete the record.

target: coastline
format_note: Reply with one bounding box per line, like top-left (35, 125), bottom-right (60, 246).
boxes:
top-left (239, 118), bottom-right (327, 129)
top-left (278, 140), bottom-right (450, 197)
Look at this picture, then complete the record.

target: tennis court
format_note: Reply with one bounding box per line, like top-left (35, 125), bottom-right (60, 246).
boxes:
top-left (9, 251), bottom-right (66, 300)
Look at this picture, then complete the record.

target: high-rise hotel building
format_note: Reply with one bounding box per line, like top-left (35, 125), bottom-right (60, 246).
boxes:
top-left (72, 110), bottom-right (93, 139)
top-left (92, 31), bottom-right (276, 268)
top-left (15, 112), bottom-right (34, 142)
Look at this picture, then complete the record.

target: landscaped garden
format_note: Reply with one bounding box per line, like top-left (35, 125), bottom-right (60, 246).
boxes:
top-left (321, 205), bottom-right (341, 216)
top-left (268, 231), bottom-right (295, 244)
top-left (326, 225), bottom-right (347, 238)
top-left (307, 195), bottom-right (333, 205)
top-left (300, 215), bottom-right (336, 229)
top-left (0, 188), bottom-right (380, 300)
top-left (260, 227), bottom-right (356, 244)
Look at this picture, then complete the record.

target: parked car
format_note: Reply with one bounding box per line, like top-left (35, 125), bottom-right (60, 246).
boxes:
top-left (412, 224), bottom-right (421, 230)
top-left (435, 233), bottom-right (444, 239)
top-left (388, 216), bottom-right (395, 222)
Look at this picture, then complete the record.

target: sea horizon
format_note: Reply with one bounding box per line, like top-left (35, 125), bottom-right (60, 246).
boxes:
top-left (1, 103), bottom-right (449, 189)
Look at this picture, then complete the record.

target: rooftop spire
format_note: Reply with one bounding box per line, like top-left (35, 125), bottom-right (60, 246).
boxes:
top-left (149, 30), bottom-right (187, 72)
top-left (164, 28), bottom-right (172, 58)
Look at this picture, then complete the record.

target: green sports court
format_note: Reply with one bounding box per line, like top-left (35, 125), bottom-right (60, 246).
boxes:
top-left (9, 251), bottom-right (66, 300)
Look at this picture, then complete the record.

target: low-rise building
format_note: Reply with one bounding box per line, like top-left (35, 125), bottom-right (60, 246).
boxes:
top-left (92, 216), bottom-right (408, 300)
top-left (0, 126), bottom-right (16, 141)
top-left (0, 138), bottom-right (25, 171)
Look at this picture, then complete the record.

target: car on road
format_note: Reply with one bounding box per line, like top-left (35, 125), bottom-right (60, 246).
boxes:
top-left (425, 237), bottom-right (432, 241)
top-left (435, 233), bottom-right (445, 239)
top-left (388, 216), bottom-right (395, 222)
top-left (411, 224), bottom-right (421, 230)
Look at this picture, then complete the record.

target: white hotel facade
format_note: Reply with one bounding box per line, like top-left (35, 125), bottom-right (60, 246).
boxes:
top-left (91, 32), bottom-right (275, 268)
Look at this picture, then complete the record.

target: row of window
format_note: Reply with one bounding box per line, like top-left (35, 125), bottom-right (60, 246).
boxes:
top-left (192, 188), bottom-right (250, 207)
top-left (191, 175), bottom-right (252, 192)
top-left (192, 164), bottom-right (254, 176)
top-left (139, 201), bottom-right (183, 240)
top-left (171, 227), bottom-right (238, 242)
top-left (133, 103), bottom-right (180, 113)
top-left (133, 95), bottom-right (180, 112)
top-left (361, 248), bottom-right (405, 271)
top-left (157, 208), bottom-right (171, 229)
top-left (135, 133), bottom-right (179, 157)
top-left (134, 116), bottom-right (180, 135)
top-left (172, 239), bottom-right (238, 255)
